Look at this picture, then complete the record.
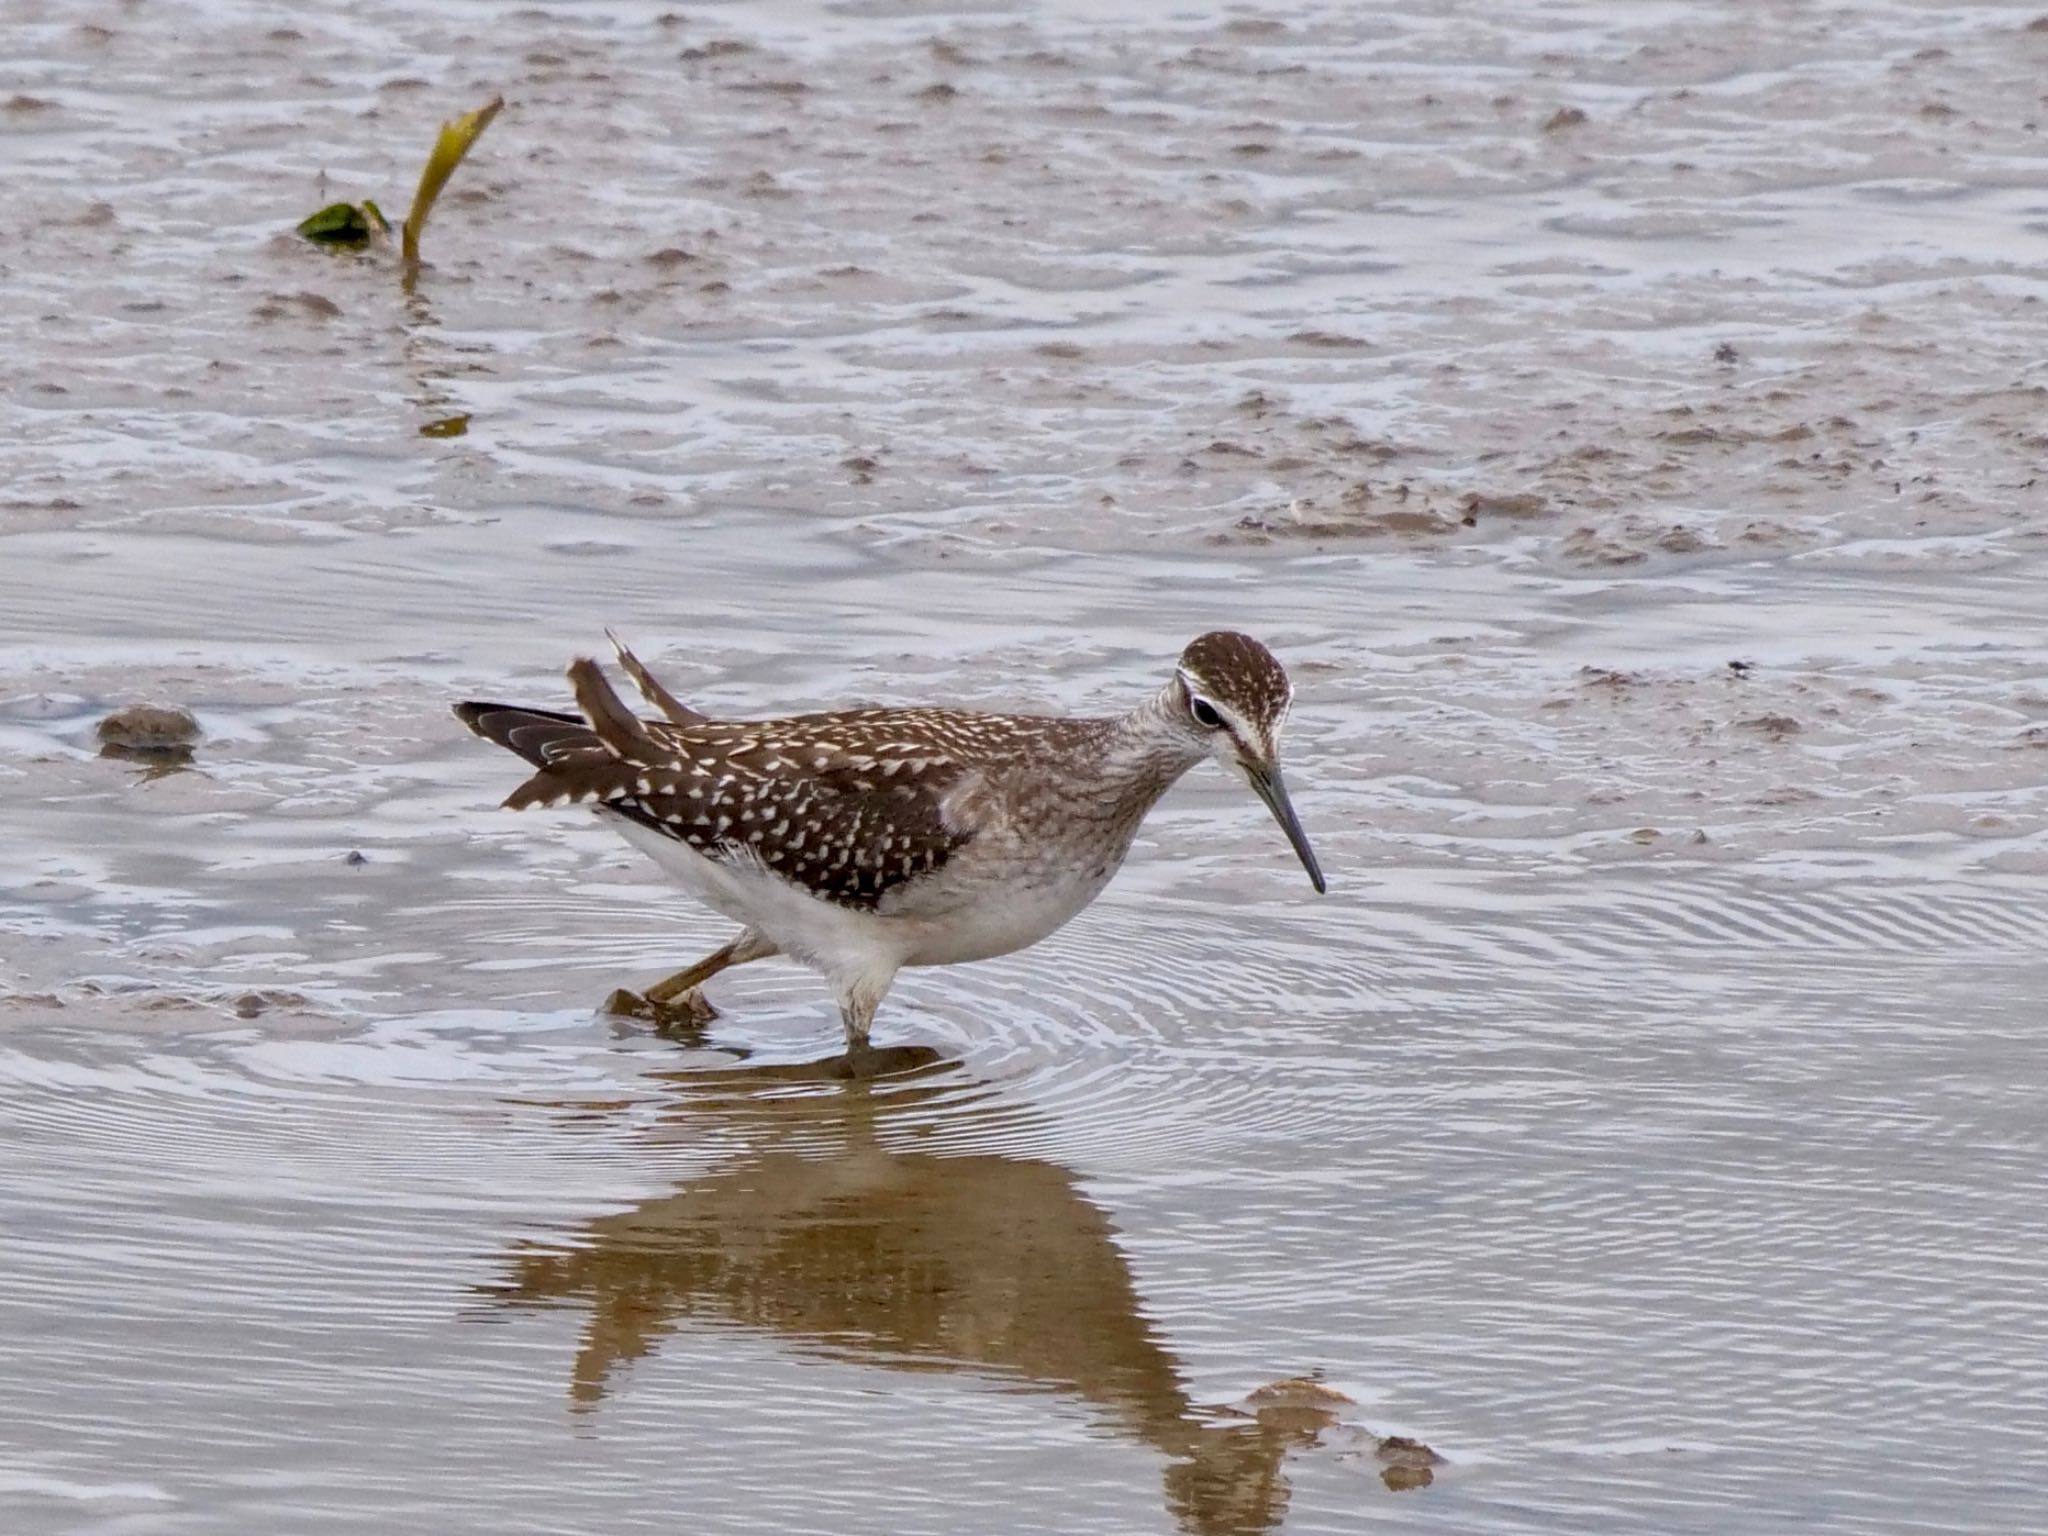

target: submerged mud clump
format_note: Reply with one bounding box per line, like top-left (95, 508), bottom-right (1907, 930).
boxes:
top-left (1228, 1376), bottom-right (1443, 1491)
top-left (1240, 1373), bottom-right (1356, 1430)
top-left (96, 703), bottom-right (200, 765)
top-left (1736, 713), bottom-right (1803, 740)
top-left (1223, 484), bottom-right (1476, 544)
top-left (1376, 1435), bottom-right (1444, 1491)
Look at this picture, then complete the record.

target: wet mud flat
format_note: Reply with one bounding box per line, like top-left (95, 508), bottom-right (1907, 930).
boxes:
top-left (6, 1), bottom-right (2048, 1533)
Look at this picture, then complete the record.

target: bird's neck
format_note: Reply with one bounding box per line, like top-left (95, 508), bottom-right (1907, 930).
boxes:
top-left (1094, 686), bottom-right (1207, 812)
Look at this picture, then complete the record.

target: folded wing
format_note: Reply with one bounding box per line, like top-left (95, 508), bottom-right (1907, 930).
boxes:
top-left (455, 659), bottom-right (984, 910)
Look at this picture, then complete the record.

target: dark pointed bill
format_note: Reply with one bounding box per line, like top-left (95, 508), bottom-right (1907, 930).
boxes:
top-left (1245, 762), bottom-right (1326, 894)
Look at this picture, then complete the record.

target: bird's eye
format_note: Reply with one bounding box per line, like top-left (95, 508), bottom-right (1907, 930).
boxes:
top-left (1189, 696), bottom-right (1223, 730)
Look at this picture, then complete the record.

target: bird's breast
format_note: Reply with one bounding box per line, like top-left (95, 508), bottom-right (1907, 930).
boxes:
top-left (891, 843), bottom-right (1125, 967)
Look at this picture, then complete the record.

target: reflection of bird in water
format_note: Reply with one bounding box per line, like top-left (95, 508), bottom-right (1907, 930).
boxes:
top-left (479, 1056), bottom-right (1337, 1535)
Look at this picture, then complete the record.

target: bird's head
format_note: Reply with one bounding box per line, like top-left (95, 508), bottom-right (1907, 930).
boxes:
top-left (1168, 631), bottom-right (1325, 894)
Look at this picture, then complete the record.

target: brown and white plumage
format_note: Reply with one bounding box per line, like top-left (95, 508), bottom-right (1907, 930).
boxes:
top-left (456, 632), bottom-right (1323, 1060)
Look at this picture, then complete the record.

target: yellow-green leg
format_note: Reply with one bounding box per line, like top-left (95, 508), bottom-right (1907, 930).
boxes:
top-left (605, 931), bottom-right (778, 1029)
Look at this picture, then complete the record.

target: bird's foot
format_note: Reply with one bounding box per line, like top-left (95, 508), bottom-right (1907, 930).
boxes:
top-left (602, 986), bottom-right (719, 1036)
top-left (830, 1039), bottom-right (927, 1080)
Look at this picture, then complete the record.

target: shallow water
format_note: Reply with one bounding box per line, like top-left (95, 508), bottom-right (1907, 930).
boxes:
top-left (4, 1), bottom-right (2048, 1532)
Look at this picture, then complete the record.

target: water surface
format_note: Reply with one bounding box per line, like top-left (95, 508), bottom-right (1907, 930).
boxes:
top-left (4, 1), bottom-right (2047, 1532)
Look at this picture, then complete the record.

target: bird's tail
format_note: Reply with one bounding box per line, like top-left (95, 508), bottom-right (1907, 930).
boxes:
top-left (454, 654), bottom-right (698, 812)
top-left (451, 701), bottom-right (601, 771)
top-left (605, 630), bottom-right (704, 726)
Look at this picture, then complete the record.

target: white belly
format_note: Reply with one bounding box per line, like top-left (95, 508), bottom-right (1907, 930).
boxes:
top-left (604, 812), bottom-right (1114, 976)
top-left (606, 815), bottom-right (904, 981)
top-left (892, 867), bottom-right (1110, 967)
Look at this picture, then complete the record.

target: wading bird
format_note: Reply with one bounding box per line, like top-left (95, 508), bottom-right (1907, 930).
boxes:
top-left (457, 631), bottom-right (1323, 1063)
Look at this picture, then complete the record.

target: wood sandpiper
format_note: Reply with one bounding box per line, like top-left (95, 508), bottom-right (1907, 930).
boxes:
top-left (456, 631), bottom-right (1324, 1063)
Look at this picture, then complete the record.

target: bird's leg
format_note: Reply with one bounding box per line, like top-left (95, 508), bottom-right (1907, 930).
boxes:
top-left (644, 932), bottom-right (778, 1004)
top-left (833, 972), bottom-right (896, 1078)
top-left (606, 931), bottom-right (777, 1030)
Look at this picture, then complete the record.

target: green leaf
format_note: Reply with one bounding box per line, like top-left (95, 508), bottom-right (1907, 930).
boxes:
top-left (296, 202), bottom-right (375, 244)
top-left (402, 96), bottom-right (505, 273)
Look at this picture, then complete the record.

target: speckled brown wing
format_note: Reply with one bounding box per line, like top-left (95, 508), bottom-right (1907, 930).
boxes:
top-left (606, 719), bottom-right (985, 909)
top-left (459, 670), bottom-right (987, 910)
